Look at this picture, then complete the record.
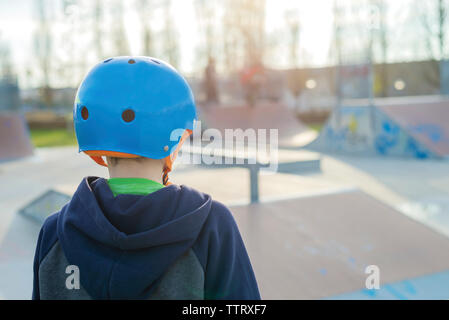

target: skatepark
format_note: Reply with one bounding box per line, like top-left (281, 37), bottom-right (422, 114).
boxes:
top-left (3, 0), bottom-right (449, 300)
top-left (2, 98), bottom-right (449, 299)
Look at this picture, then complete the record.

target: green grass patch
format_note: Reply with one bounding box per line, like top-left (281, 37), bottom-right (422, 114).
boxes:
top-left (30, 128), bottom-right (77, 147)
top-left (307, 123), bottom-right (323, 132)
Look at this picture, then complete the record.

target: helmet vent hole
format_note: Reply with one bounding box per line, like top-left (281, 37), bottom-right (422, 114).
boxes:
top-left (151, 59), bottom-right (160, 64)
top-left (164, 146), bottom-right (169, 152)
top-left (103, 58), bottom-right (112, 63)
top-left (128, 59), bottom-right (136, 64)
top-left (81, 106), bottom-right (89, 120)
top-left (122, 109), bottom-right (135, 122)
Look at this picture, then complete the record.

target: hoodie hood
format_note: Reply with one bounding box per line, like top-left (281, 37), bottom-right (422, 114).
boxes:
top-left (56, 177), bottom-right (212, 299)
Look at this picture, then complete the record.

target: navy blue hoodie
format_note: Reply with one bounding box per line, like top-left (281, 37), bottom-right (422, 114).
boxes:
top-left (32, 177), bottom-right (260, 300)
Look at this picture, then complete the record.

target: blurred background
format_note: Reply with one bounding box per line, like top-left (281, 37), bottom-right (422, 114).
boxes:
top-left (1, 0), bottom-right (449, 300)
top-left (3, 0), bottom-right (448, 123)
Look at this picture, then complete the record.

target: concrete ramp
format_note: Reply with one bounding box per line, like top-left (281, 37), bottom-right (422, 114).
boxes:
top-left (19, 190), bottom-right (71, 223)
top-left (231, 189), bottom-right (449, 299)
top-left (0, 113), bottom-right (33, 161)
top-left (378, 100), bottom-right (449, 157)
top-left (306, 96), bottom-right (449, 159)
top-left (199, 103), bottom-right (313, 148)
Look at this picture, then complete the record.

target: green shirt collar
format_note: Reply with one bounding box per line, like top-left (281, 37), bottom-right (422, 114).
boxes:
top-left (107, 177), bottom-right (165, 197)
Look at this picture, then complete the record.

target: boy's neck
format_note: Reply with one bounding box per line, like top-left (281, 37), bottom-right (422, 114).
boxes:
top-left (108, 164), bottom-right (164, 184)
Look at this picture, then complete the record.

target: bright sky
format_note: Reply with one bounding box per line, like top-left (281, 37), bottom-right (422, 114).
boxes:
top-left (0, 0), bottom-right (434, 88)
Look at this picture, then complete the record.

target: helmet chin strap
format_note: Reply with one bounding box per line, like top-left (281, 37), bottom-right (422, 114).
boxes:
top-left (89, 155), bottom-right (108, 167)
top-left (162, 129), bottom-right (193, 186)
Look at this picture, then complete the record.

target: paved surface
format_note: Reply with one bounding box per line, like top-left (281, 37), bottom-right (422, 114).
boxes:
top-left (330, 269), bottom-right (449, 299)
top-left (320, 155), bottom-right (449, 237)
top-left (232, 190), bottom-right (449, 299)
top-left (0, 147), bottom-right (339, 299)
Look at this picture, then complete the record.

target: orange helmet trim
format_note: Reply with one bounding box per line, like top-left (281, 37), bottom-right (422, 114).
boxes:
top-left (83, 129), bottom-right (193, 172)
top-left (88, 155), bottom-right (108, 167)
top-left (85, 150), bottom-right (140, 158)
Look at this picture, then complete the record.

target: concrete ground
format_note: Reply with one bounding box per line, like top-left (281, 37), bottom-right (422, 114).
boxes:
top-left (1, 146), bottom-right (449, 299)
top-left (233, 190), bottom-right (449, 299)
top-left (318, 154), bottom-right (449, 237)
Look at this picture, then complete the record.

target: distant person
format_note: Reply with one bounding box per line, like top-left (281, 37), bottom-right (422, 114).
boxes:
top-left (32, 56), bottom-right (260, 300)
top-left (204, 57), bottom-right (219, 104)
top-left (240, 62), bottom-right (264, 108)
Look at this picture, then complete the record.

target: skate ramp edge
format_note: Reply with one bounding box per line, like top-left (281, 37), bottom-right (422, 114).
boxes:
top-left (0, 113), bottom-right (34, 162)
top-left (198, 104), bottom-right (311, 148)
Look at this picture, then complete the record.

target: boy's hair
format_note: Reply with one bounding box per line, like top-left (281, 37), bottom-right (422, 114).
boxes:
top-left (106, 156), bottom-right (145, 167)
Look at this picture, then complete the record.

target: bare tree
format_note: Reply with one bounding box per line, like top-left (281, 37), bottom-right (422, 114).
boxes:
top-left (110, 0), bottom-right (130, 56)
top-left (194, 0), bottom-right (220, 103)
top-left (93, 0), bottom-right (104, 60)
top-left (373, 0), bottom-right (389, 97)
top-left (194, 0), bottom-right (218, 61)
top-left (331, 3), bottom-right (377, 64)
top-left (161, 0), bottom-right (179, 68)
top-left (54, 0), bottom-right (78, 87)
top-left (438, 0), bottom-right (449, 93)
top-left (417, 0), bottom-right (447, 90)
top-left (222, 0), bottom-right (266, 72)
top-left (285, 9), bottom-right (300, 68)
top-left (34, 0), bottom-right (53, 106)
top-left (138, 0), bottom-right (155, 56)
top-left (438, 0), bottom-right (447, 59)
top-left (330, 0), bottom-right (344, 104)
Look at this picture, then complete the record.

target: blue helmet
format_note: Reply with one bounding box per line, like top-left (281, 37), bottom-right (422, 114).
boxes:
top-left (73, 56), bottom-right (197, 164)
